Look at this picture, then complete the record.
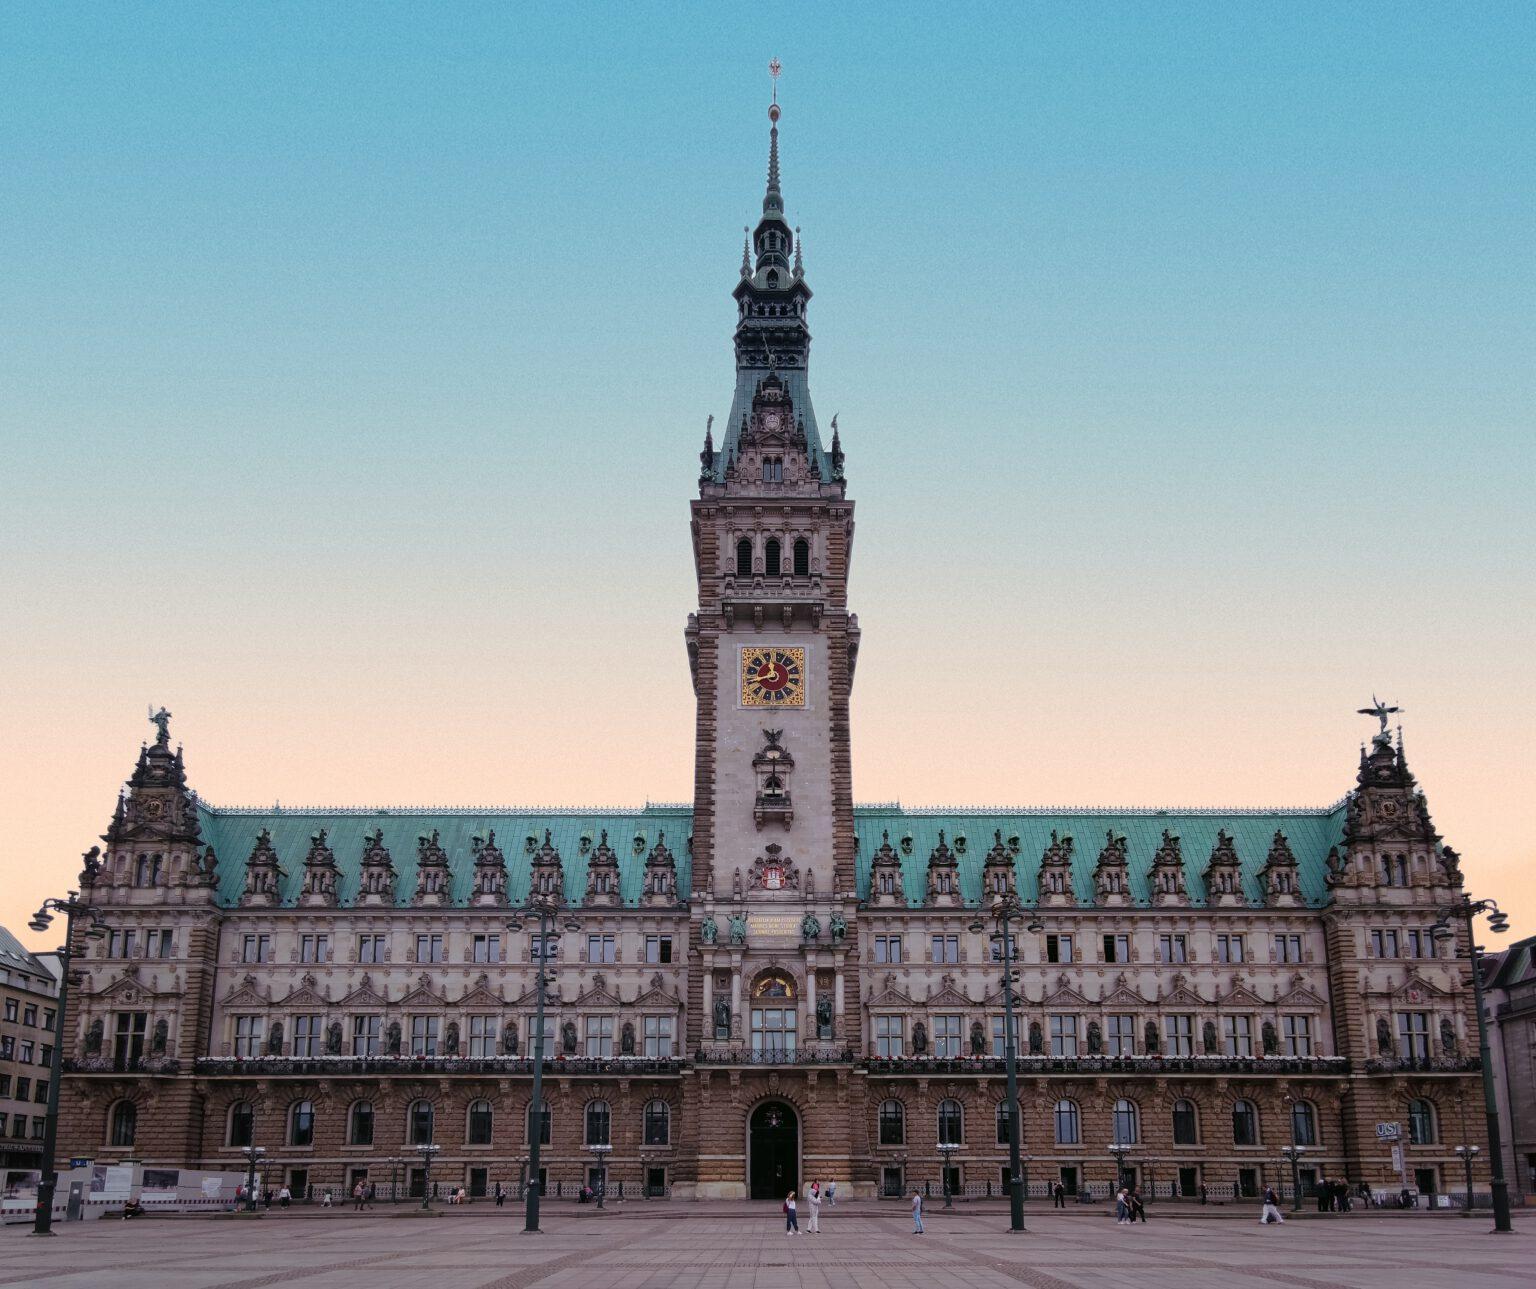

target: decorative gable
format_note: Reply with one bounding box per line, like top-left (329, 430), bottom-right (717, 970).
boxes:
top-left (752, 728), bottom-right (795, 830)
top-left (456, 974), bottom-right (504, 1010)
top-left (1042, 973), bottom-right (1091, 1008)
top-left (1098, 974), bottom-right (1147, 1010)
top-left (1036, 830), bottom-right (1076, 908)
top-left (979, 830), bottom-right (1017, 903)
top-left (1157, 973), bottom-right (1208, 1008)
top-left (867, 972), bottom-right (915, 1008)
top-left (924, 830), bottom-right (961, 907)
top-left (221, 973), bottom-right (271, 1008)
top-left (398, 973), bottom-right (447, 1010)
top-left (528, 829), bottom-right (564, 899)
top-left (573, 972), bottom-right (624, 1009)
top-left (338, 973), bottom-right (392, 1010)
top-left (298, 829), bottom-right (340, 908)
top-left (240, 829), bottom-right (286, 907)
top-left (1093, 830), bottom-right (1131, 907)
top-left (413, 829), bottom-right (451, 907)
top-left (1148, 830), bottom-right (1190, 907)
top-left (633, 973), bottom-right (684, 1010)
top-left (1259, 830), bottom-right (1302, 907)
top-left (356, 828), bottom-right (398, 907)
top-left (470, 830), bottom-right (508, 907)
top-left (925, 974), bottom-right (973, 1009)
top-left (278, 974), bottom-right (331, 1009)
top-left (867, 830), bottom-right (905, 907)
top-left (584, 829), bottom-right (622, 907)
top-left (642, 832), bottom-right (679, 906)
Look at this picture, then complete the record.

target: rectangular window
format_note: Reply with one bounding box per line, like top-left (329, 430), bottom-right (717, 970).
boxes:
top-left (15, 1077), bottom-right (30, 1100)
top-left (644, 935), bottom-right (673, 965)
top-left (1370, 929), bottom-right (1400, 958)
top-left (233, 1015), bottom-right (264, 1060)
top-left (293, 1014), bottom-right (321, 1058)
top-left (351, 1015), bottom-right (381, 1057)
top-left (1050, 1014), bottom-right (1079, 1057)
top-left (40, 1044), bottom-right (54, 1068)
top-left (471, 934), bottom-right (502, 964)
top-left (0, 1114), bottom-right (6, 1136)
top-left (1108, 1014), bottom-right (1136, 1057)
top-left (1275, 934), bottom-right (1303, 964)
top-left (587, 934), bottom-right (616, 964)
top-left (241, 934), bottom-right (271, 964)
top-left (23, 1005), bottom-right (38, 1027)
top-left (31, 1117), bottom-right (44, 1139)
top-left (930, 935), bottom-right (959, 964)
top-left (1404, 929), bottom-right (1438, 959)
top-left (19, 1041), bottom-right (34, 1064)
top-left (1165, 1014), bottom-right (1194, 1057)
top-left (1223, 1015), bottom-right (1253, 1057)
top-left (1283, 1014), bottom-right (1313, 1057)
top-left (933, 1014), bottom-right (963, 1058)
top-left (299, 934), bottom-right (330, 964)
top-left (414, 934), bottom-right (445, 964)
top-left (1102, 934), bottom-right (1130, 964)
top-left (2, 999), bottom-right (15, 1021)
top-left (107, 930), bottom-right (137, 959)
top-left (410, 1015), bottom-right (440, 1056)
top-left (874, 1015), bottom-right (904, 1059)
top-left (1397, 1011), bottom-right (1431, 1062)
top-left (991, 1016), bottom-right (1009, 1057)
top-left (0, 1037), bottom-right (12, 1060)
top-left (1046, 934), bottom-right (1074, 964)
top-left (529, 934), bottom-right (555, 962)
top-left (357, 934), bottom-right (386, 964)
top-left (43, 1009), bottom-right (55, 1029)
top-left (873, 935), bottom-right (903, 964)
top-left (644, 1015), bottom-right (675, 1058)
top-left (0, 1075), bottom-right (9, 1096)
top-left (989, 934), bottom-right (1017, 963)
top-left (467, 1015), bottom-right (497, 1059)
top-left (529, 1018), bottom-right (552, 1059)
top-left (144, 929), bottom-right (175, 957)
top-left (585, 1015), bottom-right (614, 1058)
top-left (1216, 934), bottom-right (1245, 964)
top-left (112, 1012), bottom-right (147, 1069)
top-left (1157, 934), bottom-right (1188, 964)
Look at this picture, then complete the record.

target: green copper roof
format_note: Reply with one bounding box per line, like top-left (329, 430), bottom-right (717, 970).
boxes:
top-left (198, 805), bottom-right (692, 910)
top-left (851, 805), bottom-right (1349, 909)
top-left (713, 367), bottom-right (833, 484)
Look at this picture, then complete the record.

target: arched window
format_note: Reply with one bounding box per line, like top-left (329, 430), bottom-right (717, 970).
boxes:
top-left (227, 1101), bottom-right (254, 1148)
top-left (289, 1100), bottom-right (314, 1147)
top-left (1053, 1099), bottom-right (1080, 1145)
top-left (585, 1099), bottom-right (611, 1147)
top-left (1232, 1099), bottom-right (1259, 1147)
top-left (644, 1099), bottom-right (671, 1146)
top-left (793, 538), bottom-right (809, 576)
top-left (527, 1101), bottom-right (552, 1145)
top-left (736, 538), bottom-right (753, 576)
top-left (109, 1101), bottom-right (137, 1147)
top-left (879, 1099), bottom-right (905, 1145)
top-left (1112, 1098), bottom-right (1140, 1145)
top-left (467, 1099), bottom-right (493, 1145)
top-left (408, 1099), bottom-right (434, 1145)
top-left (995, 1100), bottom-right (1020, 1147)
top-left (349, 1101), bottom-right (374, 1147)
top-left (1290, 1100), bottom-right (1318, 1147)
top-left (937, 1098), bottom-right (964, 1146)
top-left (764, 539), bottom-right (781, 576)
top-left (1407, 1099), bottom-right (1436, 1145)
top-left (1172, 1099), bottom-right (1198, 1146)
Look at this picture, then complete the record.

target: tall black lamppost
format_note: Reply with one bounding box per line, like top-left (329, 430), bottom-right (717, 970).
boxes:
top-left (1281, 1094), bottom-right (1305, 1212)
top-left (28, 877), bottom-right (108, 1236)
top-left (507, 893), bottom-right (580, 1233)
top-left (416, 1142), bottom-right (440, 1209)
top-left (241, 1144), bottom-right (267, 1213)
top-left (969, 896), bottom-right (1033, 1233)
top-left (1454, 1145), bottom-right (1480, 1218)
top-left (1431, 894), bottom-right (1511, 1233)
top-left (388, 1154), bottom-right (401, 1203)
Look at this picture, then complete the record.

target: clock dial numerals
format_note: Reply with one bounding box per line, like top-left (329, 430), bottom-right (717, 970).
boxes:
top-left (740, 647), bottom-right (806, 707)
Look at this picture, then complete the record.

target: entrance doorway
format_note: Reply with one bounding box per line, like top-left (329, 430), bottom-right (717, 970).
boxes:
top-left (748, 1101), bottom-right (799, 1199)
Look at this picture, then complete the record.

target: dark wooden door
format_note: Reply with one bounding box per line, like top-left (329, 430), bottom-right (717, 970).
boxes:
top-left (749, 1102), bottom-right (798, 1199)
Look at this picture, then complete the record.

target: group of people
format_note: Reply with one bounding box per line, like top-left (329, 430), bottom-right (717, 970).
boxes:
top-left (1314, 1177), bottom-right (1358, 1211)
top-left (782, 1180), bottom-right (837, 1233)
top-left (350, 1181), bottom-right (377, 1210)
top-left (1113, 1186), bottom-right (1148, 1224)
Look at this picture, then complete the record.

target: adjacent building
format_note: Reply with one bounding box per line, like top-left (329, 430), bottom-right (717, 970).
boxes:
top-left (0, 926), bottom-right (60, 1191)
top-left (55, 96), bottom-right (1495, 1204)
top-left (1485, 936), bottom-right (1536, 1198)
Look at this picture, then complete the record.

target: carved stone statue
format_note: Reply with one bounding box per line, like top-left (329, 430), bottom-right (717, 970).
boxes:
top-left (1028, 1021), bottom-right (1044, 1055)
top-left (621, 1021), bottom-right (636, 1056)
top-left (816, 994), bottom-right (832, 1035)
top-left (1086, 1020), bottom-right (1103, 1056)
top-left (445, 1021), bottom-right (460, 1056)
top-left (1202, 1020), bottom-right (1219, 1055)
top-left (970, 1020), bottom-right (986, 1056)
top-left (1439, 1018), bottom-right (1458, 1057)
top-left (151, 1018), bottom-right (168, 1055)
top-left (1261, 1020), bottom-right (1279, 1056)
top-left (326, 1022), bottom-right (343, 1056)
top-left (148, 705), bottom-right (172, 743)
top-left (800, 913), bottom-right (821, 941)
top-left (266, 1021), bottom-right (284, 1056)
top-left (728, 914), bottom-right (748, 945)
top-left (561, 1020), bottom-right (578, 1055)
top-left (1144, 1020), bottom-right (1160, 1054)
top-left (1375, 1016), bottom-right (1392, 1055)
top-left (829, 913), bottom-right (847, 942)
top-left (700, 916), bottom-right (718, 945)
top-left (713, 997), bottom-right (731, 1036)
top-left (503, 1022), bottom-right (519, 1056)
top-left (386, 1021), bottom-right (402, 1056)
top-left (85, 1019), bottom-right (103, 1056)
top-left (912, 1021), bottom-right (929, 1055)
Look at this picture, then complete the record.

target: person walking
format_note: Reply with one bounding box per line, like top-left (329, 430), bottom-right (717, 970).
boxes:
top-left (1115, 1186), bottom-right (1128, 1224)
top-left (1317, 1175), bottom-right (1330, 1212)
top-left (1053, 1181), bottom-right (1066, 1209)
top-left (353, 1181), bottom-right (365, 1212)
top-left (364, 1181), bottom-right (375, 1209)
top-left (826, 1180), bottom-right (837, 1207)
top-left (277, 1185), bottom-right (291, 1210)
top-left (1199, 1182), bottom-right (1208, 1206)
top-left (494, 1181), bottom-right (504, 1208)
top-left (911, 1189), bottom-right (924, 1234)
top-left (1260, 1184), bottom-right (1285, 1225)
top-left (784, 1191), bottom-right (799, 1234)
top-left (1130, 1187), bottom-right (1147, 1222)
top-left (806, 1181), bottom-right (822, 1233)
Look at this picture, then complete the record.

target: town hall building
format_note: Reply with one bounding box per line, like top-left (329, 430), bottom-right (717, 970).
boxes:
top-left (55, 95), bottom-right (1491, 1206)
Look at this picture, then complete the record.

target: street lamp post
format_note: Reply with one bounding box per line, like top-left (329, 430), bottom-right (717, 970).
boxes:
top-left (1454, 1145), bottom-right (1480, 1218)
top-left (1281, 1146), bottom-right (1306, 1213)
top-left (969, 897), bottom-right (1032, 1233)
top-left (241, 1144), bottom-right (267, 1213)
top-left (1108, 1142), bottom-right (1131, 1200)
top-left (1432, 894), bottom-right (1512, 1234)
top-left (27, 876), bottom-right (108, 1236)
top-left (508, 895), bottom-right (580, 1234)
top-left (388, 1155), bottom-right (400, 1203)
top-left (937, 1142), bottom-right (960, 1208)
top-left (587, 1143), bottom-right (613, 1208)
top-left (416, 1143), bottom-right (440, 1210)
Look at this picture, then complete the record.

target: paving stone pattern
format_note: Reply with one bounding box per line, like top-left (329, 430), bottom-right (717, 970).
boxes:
top-left (0, 1209), bottom-right (1531, 1289)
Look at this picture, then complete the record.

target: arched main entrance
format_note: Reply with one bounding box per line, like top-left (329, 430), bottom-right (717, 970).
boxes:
top-left (748, 1100), bottom-right (799, 1199)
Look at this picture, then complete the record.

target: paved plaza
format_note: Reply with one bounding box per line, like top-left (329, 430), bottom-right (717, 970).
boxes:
top-left (1, 1205), bottom-right (1532, 1289)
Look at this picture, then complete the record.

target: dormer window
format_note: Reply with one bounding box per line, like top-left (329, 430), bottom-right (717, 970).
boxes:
top-left (767, 270), bottom-right (780, 288)
top-left (763, 457), bottom-right (783, 484)
top-left (736, 538), bottom-right (753, 576)
top-left (765, 538), bottom-right (781, 575)
top-left (793, 539), bottom-right (809, 575)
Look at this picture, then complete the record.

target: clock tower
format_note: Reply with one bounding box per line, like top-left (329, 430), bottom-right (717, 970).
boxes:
top-left (684, 88), bottom-right (860, 1063)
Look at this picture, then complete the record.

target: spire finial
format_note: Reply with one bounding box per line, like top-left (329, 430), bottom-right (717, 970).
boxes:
top-left (741, 227), bottom-right (751, 277)
top-left (793, 225), bottom-right (803, 278)
top-left (765, 59), bottom-right (782, 213)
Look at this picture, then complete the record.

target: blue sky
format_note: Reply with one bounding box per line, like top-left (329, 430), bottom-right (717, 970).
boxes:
top-left (2, 2), bottom-right (1533, 938)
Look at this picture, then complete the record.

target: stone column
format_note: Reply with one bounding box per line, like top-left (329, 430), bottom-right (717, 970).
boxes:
top-left (701, 955), bottom-right (714, 1041)
top-left (833, 949), bottom-right (846, 1042)
top-left (804, 957), bottom-right (818, 1046)
top-left (730, 954), bottom-right (743, 1041)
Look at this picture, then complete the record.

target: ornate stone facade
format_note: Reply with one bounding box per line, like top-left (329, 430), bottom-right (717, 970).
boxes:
top-left (55, 99), bottom-right (1494, 1206)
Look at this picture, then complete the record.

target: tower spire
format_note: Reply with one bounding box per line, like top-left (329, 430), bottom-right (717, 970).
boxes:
top-left (765, 58), bottom-right (783, 216)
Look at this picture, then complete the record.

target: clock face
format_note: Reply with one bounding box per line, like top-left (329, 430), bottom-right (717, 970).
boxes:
top-left (741, 646), bottom-right (806, 707)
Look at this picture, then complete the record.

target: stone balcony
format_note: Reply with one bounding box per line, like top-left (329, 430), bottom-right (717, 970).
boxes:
top-left (190, 1055), bottom-right (684, 1077)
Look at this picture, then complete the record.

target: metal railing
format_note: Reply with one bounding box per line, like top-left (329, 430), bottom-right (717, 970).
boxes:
top-left (693, 1045), bottom-right (855, 1066)
top-left (191, 1056), bottom-right (684, 1077)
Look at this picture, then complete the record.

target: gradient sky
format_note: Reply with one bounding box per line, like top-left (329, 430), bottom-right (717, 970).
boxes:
top-left (2, 3), bottom-right (1532, 947)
